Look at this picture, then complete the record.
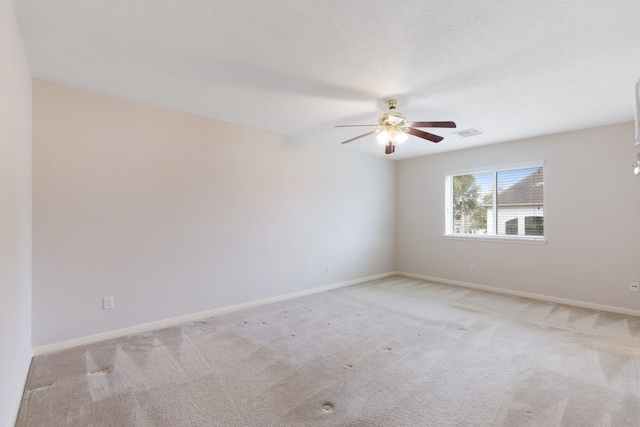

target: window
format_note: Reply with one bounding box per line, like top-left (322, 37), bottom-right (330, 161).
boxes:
top-left (525, 216), bottom-right (544, 236)
top-left (445, 162), bottom-right (544, 240)
top-left (505, 218), bottom-right (518, 235)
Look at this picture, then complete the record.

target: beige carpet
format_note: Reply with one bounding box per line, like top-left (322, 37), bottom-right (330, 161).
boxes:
top-left (16, 276), bottom-right (640, 426)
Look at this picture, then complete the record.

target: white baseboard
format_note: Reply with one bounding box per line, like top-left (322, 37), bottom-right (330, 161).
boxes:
top-left (397, 271), bottom-right (640, 318)
top-left (8, 350), bottom-right (32, 427)
top-left (33, 270), bottom-right (638, 357)
top-left (32, 272), bottom-right (395, 356)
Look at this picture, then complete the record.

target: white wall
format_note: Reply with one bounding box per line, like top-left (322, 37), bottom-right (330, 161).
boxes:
top-left (397, 122), bottom-right (640, 311)
top-left (32, 80), bottom-right (396, 346)
top-left (0, 1), bottom-right (32, 425)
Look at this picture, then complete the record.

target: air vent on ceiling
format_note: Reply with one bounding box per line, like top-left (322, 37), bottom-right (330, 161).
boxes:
top-left (452, 128), bottom-right (482, 138)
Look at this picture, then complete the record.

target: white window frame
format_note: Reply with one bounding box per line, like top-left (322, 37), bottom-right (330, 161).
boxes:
top-left (444, 161), bottom-right (546, 244)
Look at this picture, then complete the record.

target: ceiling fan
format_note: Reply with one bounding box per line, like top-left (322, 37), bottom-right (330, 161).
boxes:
top-left (336, 99), bottom-right (457, 155)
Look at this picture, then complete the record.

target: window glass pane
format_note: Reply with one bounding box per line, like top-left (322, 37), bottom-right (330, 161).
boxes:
top-left (496, 167), bottom-right (543, 236)
top-left (452, 172), bottom-right (491, 235)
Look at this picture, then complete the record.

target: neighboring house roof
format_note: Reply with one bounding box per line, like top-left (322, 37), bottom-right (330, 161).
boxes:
top-left (485, 168), bottom-right (543, 206)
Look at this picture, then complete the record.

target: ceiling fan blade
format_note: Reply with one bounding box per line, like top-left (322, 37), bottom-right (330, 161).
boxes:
top-left (409, 121), bottom-right (457, 128)
top-left (340, 130), bottom-right (377, 144)
top-left (408, 127), bottom-right (444, 143)
top-left (335, 124), bottom-right (377, 127)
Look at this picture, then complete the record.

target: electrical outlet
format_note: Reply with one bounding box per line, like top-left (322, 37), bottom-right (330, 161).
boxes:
top-left (325, 264), bottom-right (330, 273)
top-left (470, 264), bottom-right (476, 272)
top-left (103, 296), bottom-right (114, 309)
top-left (631, 282), bottom-right (639, 293)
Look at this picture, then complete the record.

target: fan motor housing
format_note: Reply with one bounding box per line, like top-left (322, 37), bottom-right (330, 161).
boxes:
top-left (378, 111), bottom-right (406, 127)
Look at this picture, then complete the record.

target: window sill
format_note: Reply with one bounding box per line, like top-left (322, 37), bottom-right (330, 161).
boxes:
top-left (443, 234), bottom-right (547, 245)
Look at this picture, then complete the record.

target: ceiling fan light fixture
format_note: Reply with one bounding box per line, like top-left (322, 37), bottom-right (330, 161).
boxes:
top-left (394, 129), bottom-right (409, 144)
top-left (376, 127), bottom-right (408, 144)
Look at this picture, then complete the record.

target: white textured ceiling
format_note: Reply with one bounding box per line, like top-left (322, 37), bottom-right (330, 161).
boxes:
top-left (13, 0), bottom-right (640, 159)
